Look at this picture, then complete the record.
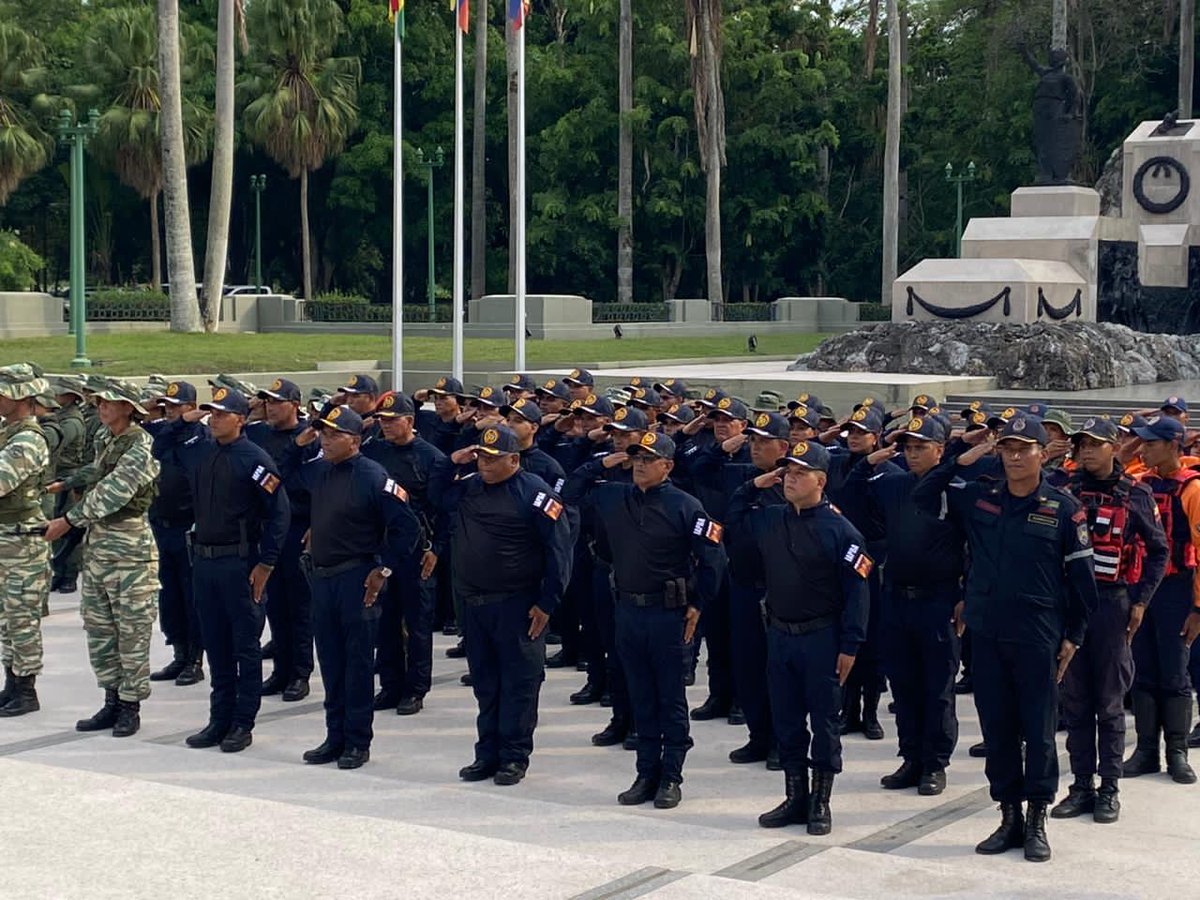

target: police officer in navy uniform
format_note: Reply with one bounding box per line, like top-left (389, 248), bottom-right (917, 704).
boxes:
top-left (913, 415), bottom-right (1097, 862)
top-left (178, 388), bottom-right (291, 753)
top-left (250, 377), bottom-right (318, 702)
top-left (592, 431), bottom-right (727, 809)
top-left (1050, 417), bottom-right (1167, 822)
top-left (501, 397), bottom-right (568, 494)
top-left (438, 425), bottom-right (573, 785)
top-left (362, 391), bottom-right (447, 715)
top-left (735, 440), bottom-right (870, 835)
top-left (290, 405), bottom-right (421, 769)
top-left (850, 414), bottom-right (964, 796)
top-left (413, 376), bottom-right (465, 455)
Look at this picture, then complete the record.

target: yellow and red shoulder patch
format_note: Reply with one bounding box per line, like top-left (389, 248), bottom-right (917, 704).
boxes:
top-left (384, 478), bottom-right (409, 502)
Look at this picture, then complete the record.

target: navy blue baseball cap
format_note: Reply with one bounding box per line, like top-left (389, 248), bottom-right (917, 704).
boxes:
top-left (624, 376), bottom-right (650, 390)
top-left (910, 394), bottom-right (939, 412)
top-left (1162, 395), bottom-right (1189, 414)
top-left (661, 403), bottom-right (696, 425)
top-left (474, 424), bottom-right (522, 456)
top-left (707, 396), bottom-right (749, 421)
top-left (746, 411), bottom-right (791, 440)
top-left (1134, 414), bottom-right (1187, 443)
top-left (375, 391), bottom-right (416, 418)
top-left (853, 395), bottom-right (883, 413)
top-left (605, 406), bottom-right (649, 432)
top-left (998, 414), bottom-right (1048, 445)
top-left (787, 392), bottom-right (823, 412)
top-left (846, 406), bottom-right (884, 434)
top-left (788, 404), bottom-right (821, 430)
top-left (572, 393), bottom-right (616, 418)
top-left (258, 377), bottom-right (302, 403)
top-left (898, 414), bottom-right (946, 443)
top-left (626, 430), bottom-right (676, 459)
top-left (503, 373), bottom-right (538, 394)
top-left (200, 386), bottom-right (250, 416)
top-left (697, 387), bottom-right (729, 408)
top-left (654, 378), bottom-right (689, 398)
top-left (535, 377), bottom-right (572, 403)
top-left (501, 397), bottom-right (543, 424)
top-left (782, 440), bottom-right (830, 472)
top-left (1072, 416), bottom-right (1120, 444)
top-left (987, 406), bottom-right (1022, 428)
top-left (960, 400), bottom-right (992, 420)
top-left (470, 385), bottom-right (505, 408)
top-left (628, 386), bottom-right (662, 410)
top-left (1116, 412), bottom-right (1149, 434)
top-left (159, 380), bottom-right (197, 406)
top-left (563, 368), bottom-right (594, 388)
top-left (315, 404), bottom-right (364, 435)
top-left (342, 374), bottom-right (379, 395)
top-left (1024, 400), bottom-right (1052, 419)
top-left (964, 409), bottom-right (991, 431)
top-left (428, 375), bottom-right (465, 396)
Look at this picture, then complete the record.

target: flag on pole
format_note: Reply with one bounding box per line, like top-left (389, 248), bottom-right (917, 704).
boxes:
top-left (508, 0), bottom-right (530, 29)
top-left (450, 0), bottom-right (469, 33)
top-left (389, 0), bottom-right (405, 39)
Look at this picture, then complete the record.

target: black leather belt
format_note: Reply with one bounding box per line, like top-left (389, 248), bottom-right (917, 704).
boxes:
top-left (617, 590), bottom-right (667, 607)
top-left (313, 556), bottom-right (377, 579)
top-left (193, 543), bottom-right (246, 560)
top-left (767, 612), bottom-right (837, 636)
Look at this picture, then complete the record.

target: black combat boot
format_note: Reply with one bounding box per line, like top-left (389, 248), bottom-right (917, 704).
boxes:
top-left (150, 645), bottom-right (187, 682)
top-left (174, 648), bottom-right (205, 686)
top-left (1163, 695), bottom-right (1198, 784)
top-left (0, 666), bottom-right (14, 707)
top-left (807, 770), bottom-right (834, 835)
top-left (76, 689), bottom-right (120, 731)
top-left (758, 769), bottom-right (808, 828)
top-left (1123, 690), bottom-right (1161, 776)
top-left (1023, 801), bottom-right (1051, 862)
top-left (1093, 777), bottom-right (1120, 824)
top-left (975, 802), bottom-right (1025, 854)
top-left (861, 689), bottom-right (884, 740)
top-left (1050, 775), bottom-right (1095, 818)
top-left (112, 700), bottom-right (141, 737)
top-left (0, 674), bottom-right (39, 716)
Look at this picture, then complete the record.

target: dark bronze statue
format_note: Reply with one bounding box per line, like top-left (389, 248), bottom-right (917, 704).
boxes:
top-left (1018, 44), bottom-right (1082, 185)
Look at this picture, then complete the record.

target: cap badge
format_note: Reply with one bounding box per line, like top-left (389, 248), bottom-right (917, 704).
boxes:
top-left (382, 395), bottom-right (395, 409)
top-left (1121, 414), bottom-right (1133, 426)
top-left (907, 417), bottom-right (924, 432)
top-left (435, 377), bottom-right (447, 388)
top-left (544, 379), bottom-right (556, 388)
top-left (641, 432), bottom-right (657, 446)
top-left (971, 412), bottom-right (986, 425)
top-left (271, 379), bottom-right (282, 391)
top-left (214, 388), bottom-right (229, 402)
top-left (756, 413), bottom-right (770, 427)
top-left (705, 389), bottom-right (717, 400)
top-left (480, 387), bottom-right (494, 399)
top-left (569, 399), bottom-right (582, 410)
top-left (798, 393), bottom-right (810, 402)
top-left (851, 409), bottom-right (868, 422)
top-left (345, 377), bottom-right (357, 387)
top-left (483, 428), bottom-right (499, 445)
top-left (584, 394), bottom-right (597, 405)
top-left (1084, 417), bottom-right (1096, 429)
top-left (327, 407), bottom-right (342, 421)
top-left (1013, 417), bottom-right (1026, 432)
top-left (1147, 415), bottom-right (1161, 425)
top-left (970, 400), bottom-right (981, 410)
top-left (1002, 407), bottom-right (1017, 418)
top-left (717, 397), bottom-right (732, 410)
top-left (792, 441), bottom-right (809, 456)
top-left (1169, 396), bottom-right (1179, 404)
top-left (916, 395), bottom-right (928, 405)
top-left (615, 407), bottom-right (628, 421)
top-left (510, 375), bottom-right (521, 384)
top-left (166, 383), bottom-right (179, 397)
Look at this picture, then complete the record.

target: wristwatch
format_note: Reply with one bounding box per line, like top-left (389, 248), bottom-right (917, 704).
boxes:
top-left (378, 567), bottom-right (393, 579)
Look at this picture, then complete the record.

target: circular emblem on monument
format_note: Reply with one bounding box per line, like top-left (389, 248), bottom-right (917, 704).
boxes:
top-left (483, 428), bottom-right (499, 445)
top-left (1133, 156), bottom-right (1191, 215)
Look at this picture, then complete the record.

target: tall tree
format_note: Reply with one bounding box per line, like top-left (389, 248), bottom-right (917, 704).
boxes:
top-left (200, 0), bottom-right (245, 331)
top-left (1181, 0), bottom-right (1195, 116)
top-left (617, 0), bottom-right (633, 304)
top-left (881, 0), bottom-right (900, 305)
top-left (470, 0), bottom-right (487, 300)
top-left (0, 23), bottom-right (52, 206)
top-left (686, 0), bottom-right (726, 306)
top-left (1052, 0), bottom-right (1067, 50)
top-left (240, 0), bottom-right (360, 301)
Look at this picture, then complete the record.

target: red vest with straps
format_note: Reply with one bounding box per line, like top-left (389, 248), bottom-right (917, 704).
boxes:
top-left (1139, 468), bottom-right (1200, 577)
top-left (1068, 471), bottom-right (1144, 585)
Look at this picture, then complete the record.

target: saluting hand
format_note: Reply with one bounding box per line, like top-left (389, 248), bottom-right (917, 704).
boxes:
top-left (722, 433), bottom-right (747, 454)
top-left (450, 447), bottom-right (478, 465)
top-left (1126, 602), bottom-right (1146, 645)
top-left (182, 408), bottom-right (207, 424)
top-left (248, 563), bottom-right (273, 604)
top-left (866, 445), bottom-right (899, 466)
top-left (528, 605), bottom-right (549, 639)
top-left (413, 389), bottom-right (430, 403)
top-left (420, 550), bottom-right (438, 581)
top-left (835, 653), bottom-right (856, 686)
top-left (602, 451), bottom-right (629, 469)
top-left (1181, 610), bottom-right (1200, 649)
top-left (951, 600), bottom-right (966, 638)
top-left (455, 409), bottom-right (476, 425)
top-left (1055, 639), bottom-right (1077, 683)
top-left (683, 606), bottom-right (701, 644)
top-left (957, 434), bottom-right (996, 466)
top-left (295, 426), bottom-right (320, 447)
top-left (752, 468), bottom-right (783, 490)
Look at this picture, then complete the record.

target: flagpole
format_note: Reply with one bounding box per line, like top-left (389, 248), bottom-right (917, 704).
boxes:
top-left (391, 29), bottom-right (404, 391)
top-left (452, 21), bottom-right (465, 383)
top-left (514, 17), bottom-right (526, 370)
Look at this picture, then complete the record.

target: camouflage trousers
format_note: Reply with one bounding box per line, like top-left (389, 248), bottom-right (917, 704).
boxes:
top-left (0, 532), bottom-right (51, 676)
top-left (81, 521), bottom-right (159, 702)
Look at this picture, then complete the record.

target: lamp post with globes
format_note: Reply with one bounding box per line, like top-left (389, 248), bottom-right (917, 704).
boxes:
top-left (58, 107), bottom-right (100, 367)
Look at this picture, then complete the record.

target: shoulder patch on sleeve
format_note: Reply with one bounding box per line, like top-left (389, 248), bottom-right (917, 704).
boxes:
top-left (553, 477), bottom-right (565, 494)
top-left (850, 550), bottom-right (874, 579)
top-left (255, 469), bottom-right (280, 494)
top-left (384, 478), bottom-right (409, 502)
top-left (541, 497), bottom-right (563, 521)
top-left (692, 515), bottom-right (722, 544)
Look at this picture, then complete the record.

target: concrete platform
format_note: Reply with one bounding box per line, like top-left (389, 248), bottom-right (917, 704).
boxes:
top-left (1, 593), bottom-right (1196, 899)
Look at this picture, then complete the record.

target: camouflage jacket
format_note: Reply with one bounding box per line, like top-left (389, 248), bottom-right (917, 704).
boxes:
top-left (64, 425), bottom-right (158, 562)
top-left (0, 416), bottom-right (51, 526)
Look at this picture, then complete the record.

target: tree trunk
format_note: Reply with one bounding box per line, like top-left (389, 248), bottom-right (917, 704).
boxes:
top-left (617, 0), bottom-right (634, 304)
top-left (505, 19), bottom-right (518, 294)
top-left (689, 0), bottom-right (725, 306)
top-left (881, 0), bottom-right (901, 305)
top-left (1052, 0), bottom-right (1067, 50)
top-left (158, 0), bottom-right (200, 331)
top-left (150, 188), bottom-right (162, 291)
top-left (300, 167), bottom-right (313, 300)
top-left (1181, 0), bottom-right (1195, 117)
top-left (864, 0), bottom-right (879, 78)
top-left (200, 0), bottom-right (235, 333)
top-left (470, 0), bottom-right (488, 300)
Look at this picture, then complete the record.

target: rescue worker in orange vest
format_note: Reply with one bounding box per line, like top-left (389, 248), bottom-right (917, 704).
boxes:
top-left (1051, 418), bottom-right (1168, 824)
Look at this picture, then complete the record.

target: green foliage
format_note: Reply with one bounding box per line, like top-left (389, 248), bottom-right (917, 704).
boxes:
top-left (855, 302), bottom-right (891, 322)
top-left (0, 228), bottom-right (43, 290)
top-left (86, 288), bottom-right (170, 320)
top-left (0, 23), bottom-right (53, 205)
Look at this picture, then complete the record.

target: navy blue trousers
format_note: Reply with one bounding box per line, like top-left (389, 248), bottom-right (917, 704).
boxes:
top-left (376, 557), bottom-right (436, 698)
top-left (843, 565), bottom-right (886, 695)
top-left (972, 635), bottom-right (1059, 803)
top-left (151, 521), bottom-right (200, 651)
top-left (1062, 585), bottom-right (1134, 778)
top-left (265, 523), bottom-right (314, 682)
top-left (463, 593), bottom-right (546, 767)
top-left (194, 556), bottom-right (266, 730)
top-left (1133, 574), bottom-right (1194, 698)
top-left (615, 601), bottom-right (693, 782)
top-left (767, 624), bottom-right (843, 774)
top-left (313, 563), bottom-right (380, 751)
top-left (729, 581), bottom-right (771, 747)
top-left (700, 571), bottom-right (734, 703)
top-left (593, 562), bottom-right (629, 722)
top-left (882, 585), bottom-right (960, 771)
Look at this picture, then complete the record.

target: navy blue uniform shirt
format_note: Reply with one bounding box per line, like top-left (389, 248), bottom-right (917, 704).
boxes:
top-left (362, 434), bottom-right (449, 556)
top-left (149, 417), bottom-right (207, 526)
top-left (248, 420), bottom-right (317, 524)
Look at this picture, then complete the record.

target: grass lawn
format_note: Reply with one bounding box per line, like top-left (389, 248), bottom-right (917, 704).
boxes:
top-left (0, 332), bottom-right (830, 376)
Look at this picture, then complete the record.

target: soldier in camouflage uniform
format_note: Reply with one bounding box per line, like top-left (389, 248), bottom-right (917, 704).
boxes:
top-left (46, 381), bottom-right (160, 737)
top-left (0, 364), bottom-right (53, 717)
top-left (44, 378), bottom-right (88, 592)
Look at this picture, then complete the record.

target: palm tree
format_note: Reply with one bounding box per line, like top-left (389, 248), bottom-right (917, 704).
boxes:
top-left (0, 23), bottom-right (52, 206)
top-left (685, 0), bottom-right (725, 307)
top-left (83, 5), bottom-right (209, 290)
top-left (239, 0), bottom-right (360, 301)
top-left (881, 0), bottom-right (901, 305)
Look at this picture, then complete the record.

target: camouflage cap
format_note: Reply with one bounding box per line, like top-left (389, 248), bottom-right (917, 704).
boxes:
top-left (208, 373), bottom-right (258, 397)
top-left (50, 375), bottom-right (88, 401)
top-left (0, 363), bottom-right (52, 402)
top-left (33, 391), bottom-right (61, 410)
top-left (92, 379), bottom-right (149, 416)
top-left (84, 373), bottom-right (119, 394)
top-left (146, 374), bottom-right (170, 392)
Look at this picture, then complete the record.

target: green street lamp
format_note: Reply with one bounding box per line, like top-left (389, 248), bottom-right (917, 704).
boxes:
top-left (250, 174), bottom-right (267, 291)
top-left (945, 161), bottom-right (976, 259)
top-left (58, 107), bottom-right (99, 368)
top-left (414, 147), bottom-right (445, 320)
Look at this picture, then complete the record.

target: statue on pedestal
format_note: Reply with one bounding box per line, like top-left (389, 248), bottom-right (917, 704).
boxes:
top-left (1018, 43), bottom-right (1082, 185)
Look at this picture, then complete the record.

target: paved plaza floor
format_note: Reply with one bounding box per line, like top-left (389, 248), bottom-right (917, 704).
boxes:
top-left (1, 592), bottom-right (1196, 899)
